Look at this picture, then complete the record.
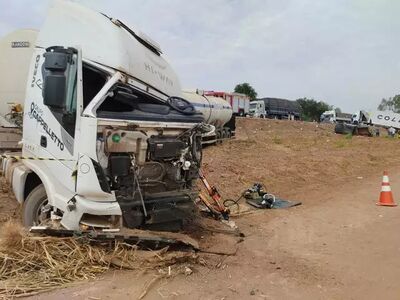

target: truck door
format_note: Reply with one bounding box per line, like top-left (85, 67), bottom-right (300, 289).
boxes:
top-left (39, 46), bottom-right (81, 160)
top-left (24, 46), bottom-right (83, 194)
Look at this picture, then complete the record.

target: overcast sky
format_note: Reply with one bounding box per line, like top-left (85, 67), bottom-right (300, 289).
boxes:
top-left (1, 0), bottom-right (399, 112)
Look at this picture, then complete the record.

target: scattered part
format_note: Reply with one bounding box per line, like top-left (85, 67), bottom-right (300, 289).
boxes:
top-left (377, 171), bottom-right (397, 207)
top-left (29, 226), bottom-right (199, 250)
top-left (243, 183), bottom-right (301, 209)
top-left (198, 169), bottom-right (230, 219)
top-left (184, 266), bottom-right (193, 276)
top-left (388, 127), bottom-right (396, 137)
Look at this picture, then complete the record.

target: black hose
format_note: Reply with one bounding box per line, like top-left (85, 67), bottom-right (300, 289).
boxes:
top-left (223, 192), bottom-right (246, 209)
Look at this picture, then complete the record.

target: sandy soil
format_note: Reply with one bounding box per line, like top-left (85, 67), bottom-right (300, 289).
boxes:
top-left (3, 118), bottom-right (400, 299)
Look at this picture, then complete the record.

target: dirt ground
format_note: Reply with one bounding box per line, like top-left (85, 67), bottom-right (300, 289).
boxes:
top-left (3, 118), bottom-right (400, 299)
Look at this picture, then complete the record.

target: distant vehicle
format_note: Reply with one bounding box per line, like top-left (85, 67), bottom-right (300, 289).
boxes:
top-left (320, 110), bottom-right (352, 123)
top-left (204, 91), bottom-right (250, 116)
top-left (249, 98), bottom-right (300, 120)
top-left (335, 110), bottom-right (400, 136)
top-left (249, 100), bottom-right (266, 118)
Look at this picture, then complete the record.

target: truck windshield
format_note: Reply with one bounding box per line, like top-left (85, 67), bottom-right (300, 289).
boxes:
top-left (250, 103), bottom-right (257, 109)
top-left (96, 84), bottom-right (203, 123)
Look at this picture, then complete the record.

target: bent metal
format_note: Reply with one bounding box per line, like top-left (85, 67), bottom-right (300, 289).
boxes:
top-left (29, 102), bottom-right (65, 151)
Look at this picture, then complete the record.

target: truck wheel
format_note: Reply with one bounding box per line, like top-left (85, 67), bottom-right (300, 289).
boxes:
top-left (23, 184), bottom-right (50, 227)
top-left (221, 130), bottom-right (227, 139)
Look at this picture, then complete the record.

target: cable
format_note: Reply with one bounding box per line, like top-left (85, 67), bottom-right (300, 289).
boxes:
top-left (223, 192), bottom-right (246, 209)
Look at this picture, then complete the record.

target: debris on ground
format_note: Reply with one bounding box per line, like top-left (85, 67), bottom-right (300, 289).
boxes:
top-left (243, 183), bottom-right (302, 209)
top-left (0, 221), bottom-right (199, 298)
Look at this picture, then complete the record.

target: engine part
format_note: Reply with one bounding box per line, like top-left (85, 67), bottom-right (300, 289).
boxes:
top-left (138, 161), bottom-right (165, 182)
top-left (109, 154), bottom-right (131, 177)
top-left (104, 129), bottom-right (148, 165)
top-left (148, 136), bottom-right (185, 160)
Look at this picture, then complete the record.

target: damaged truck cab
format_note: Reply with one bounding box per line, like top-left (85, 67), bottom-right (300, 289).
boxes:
top-left (7, 1), bottom-right (204, 230)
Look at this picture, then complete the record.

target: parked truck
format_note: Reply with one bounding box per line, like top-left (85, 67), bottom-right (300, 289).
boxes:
top-left (320, 110), bottom-right (352, 123)
top-left (204, 91), bottom-right (250, 116)
top-left (249, 98), bottom-right (301, 120)
top-left (1, 1), bottom-right (207, 231)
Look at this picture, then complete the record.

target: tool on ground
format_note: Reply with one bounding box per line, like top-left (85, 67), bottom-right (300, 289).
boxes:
top-left (377, 171), bottom-right (397, 206)
top-left (244, 183), bottom-right (276, 208)
top-left (243, 183), bottom-right (301, 209)
top-left (198, 170), bottom-right (230, 219)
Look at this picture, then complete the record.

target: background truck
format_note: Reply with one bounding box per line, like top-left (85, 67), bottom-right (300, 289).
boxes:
top-left (320, 110), bottom-right (352, 123)
top-left (182, 90), bottom-right (235, 144)
top-left (1, 0), bottom-right (206, 232)
top-left (204, 91), bottom-right (250, 116)
top-left (249, 100), bottom-right (266, 118)
top-left (250, 97), bottom-right (301, 120)
top-left (335, 110), bottom-right (400, 136)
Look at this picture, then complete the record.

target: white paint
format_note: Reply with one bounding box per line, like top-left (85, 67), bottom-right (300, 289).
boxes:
top-left (0, 29), bottom-right (38, 117)
top-left (370, 110), bottom-right (400, 129)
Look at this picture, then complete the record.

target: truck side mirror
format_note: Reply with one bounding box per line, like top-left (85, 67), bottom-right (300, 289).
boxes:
top-left (42, 47), bottom-right (76, 111)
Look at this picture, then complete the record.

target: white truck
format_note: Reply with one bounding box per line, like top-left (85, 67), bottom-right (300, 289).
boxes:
top-left (248, 100), bottom-right (266, 118)
top-left (1, 1), bottom-right (207, 231)
top-left (320, 110), bottom-right (352, 123)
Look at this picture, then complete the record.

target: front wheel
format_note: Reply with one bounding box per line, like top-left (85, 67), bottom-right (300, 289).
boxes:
top-left (23, 184), bottom-right (51, 226)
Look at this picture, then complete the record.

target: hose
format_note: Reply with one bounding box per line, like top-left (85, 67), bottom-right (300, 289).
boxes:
top-left (223, 192), bottom-right (246, 209)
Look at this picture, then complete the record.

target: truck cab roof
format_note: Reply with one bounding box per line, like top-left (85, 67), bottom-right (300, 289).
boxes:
top-left (36, 0), bottom-right (182, 98)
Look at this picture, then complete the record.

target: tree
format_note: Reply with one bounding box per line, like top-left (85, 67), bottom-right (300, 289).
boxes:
top-left (378, 95), bottom-right (400, 112)
top-left (296, 97), bottom-right (332, 122)
top-left (234, 83), bottom-right (257, 100)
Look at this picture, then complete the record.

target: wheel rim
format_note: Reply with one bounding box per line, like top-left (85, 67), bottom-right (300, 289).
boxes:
top-left (35, 198), bottom-right (51, 225)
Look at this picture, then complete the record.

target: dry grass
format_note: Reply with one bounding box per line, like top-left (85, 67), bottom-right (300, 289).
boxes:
top-left (0, 221), bottom-right (198, 298)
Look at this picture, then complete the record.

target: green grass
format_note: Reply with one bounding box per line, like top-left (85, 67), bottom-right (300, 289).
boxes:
top-left (273, 136), bottom-right (282, 144)
top-left (345, 133), bottom-right (353, 140)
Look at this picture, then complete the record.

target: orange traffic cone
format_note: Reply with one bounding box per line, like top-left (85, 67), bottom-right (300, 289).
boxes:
top-left (377, 171), bottom-right (397, 206)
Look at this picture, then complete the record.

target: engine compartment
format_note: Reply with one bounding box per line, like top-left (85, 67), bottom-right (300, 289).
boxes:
top-left (96, 125), bottom-right (203, 230)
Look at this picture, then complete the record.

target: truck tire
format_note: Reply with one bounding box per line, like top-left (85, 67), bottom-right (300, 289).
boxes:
top-left (23, 184), bottom-right (49, 227)
top-left (221, 130), bottom-right (227, 139)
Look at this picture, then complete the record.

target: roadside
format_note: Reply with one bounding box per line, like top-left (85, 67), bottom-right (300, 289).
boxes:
top-left (5, 117), bottom-right (397, 299)
top-left (33, 166), bottom-right (400, 300)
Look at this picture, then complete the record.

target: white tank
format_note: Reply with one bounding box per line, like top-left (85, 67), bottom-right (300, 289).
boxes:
top-left (0, 29), bottom-right (38, 117)
top-left (182, 90), bottom-right (232, 128)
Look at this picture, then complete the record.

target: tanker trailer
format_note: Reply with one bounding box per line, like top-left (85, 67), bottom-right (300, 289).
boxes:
top-left (0, 29), bottom-right (38, 149)
top-left (182, 90), bottom-right (234, 144)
